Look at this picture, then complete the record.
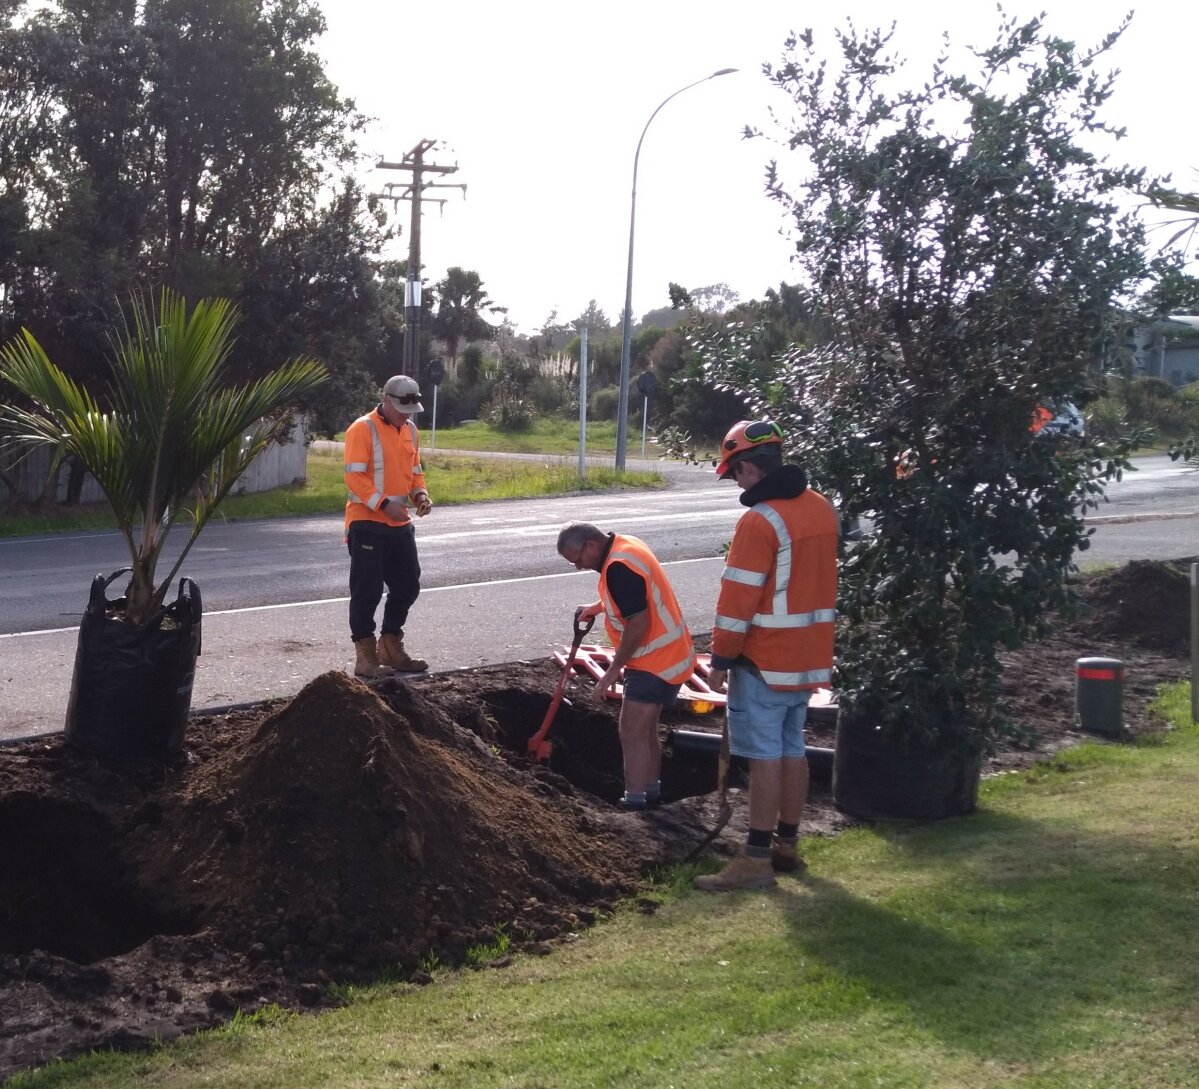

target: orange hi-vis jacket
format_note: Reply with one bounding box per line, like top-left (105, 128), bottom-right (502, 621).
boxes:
top-left (599, 534), bottom-right (696, 685)
top-left (712, 488), bottom-right (838, 691)
top-left (343, 406), bottom-right (428, 532)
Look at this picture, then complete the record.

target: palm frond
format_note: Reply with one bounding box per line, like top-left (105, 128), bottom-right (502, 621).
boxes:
top-left (0, 288), bottom-right (327, 622)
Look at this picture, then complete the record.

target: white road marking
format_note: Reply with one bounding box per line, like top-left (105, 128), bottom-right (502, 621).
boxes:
top-left (0, 556), bottom-right (723, 638)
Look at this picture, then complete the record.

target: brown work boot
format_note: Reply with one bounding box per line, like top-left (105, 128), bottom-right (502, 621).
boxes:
top-left (378, 631), bottom-right (428, 673)
top-left (771, 834), bottom-right (807, 874)
top-left (693, 851), bottom-right (777, 892)
top-left (353, 636), bottom-right (393, 679)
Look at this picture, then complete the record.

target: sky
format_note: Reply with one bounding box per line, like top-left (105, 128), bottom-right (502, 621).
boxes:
top-left (317, 1), bottom-right (1196, 335)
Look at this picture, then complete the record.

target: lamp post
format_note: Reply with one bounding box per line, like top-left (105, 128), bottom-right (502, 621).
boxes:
top-left (614, 67), bottom-right (737, 470)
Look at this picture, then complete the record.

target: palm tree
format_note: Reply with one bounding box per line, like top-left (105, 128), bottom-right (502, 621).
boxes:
top-left (0, 288), bottom-right (327, 625)
top-left (1144, 178), bottom-right (1199, 251)
top-left (431, 267), bottom-right (503, 367)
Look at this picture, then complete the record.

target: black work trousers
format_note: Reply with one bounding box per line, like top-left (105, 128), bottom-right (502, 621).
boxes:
top-left (347, 521), bottom-right (421, 642)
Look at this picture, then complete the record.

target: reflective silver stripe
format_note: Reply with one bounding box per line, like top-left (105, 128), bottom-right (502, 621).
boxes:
top-left (608, 546), bottom-right (687, 648)
top-left (366, 490), bottom-right (385, 510)
top-left (750, 609), bottom-right (837, 629)
top-left (407, 419), bottom-right (421, 477)
top-left (633, 631), bottom-right (672, 655)
top-left (750, 502), bottom-right (791, 614)
top-left (714, 615), bottom-right (751, 633)
top-left (366, 418), bottom-right (386, 499)
top-left (722, 565), bottom-right (767, 587)
top-left (657, 655), bottom-right (695, 682)
top-left (345, 461), bottom-right (368, 472)
top-left (758, 667), bottom-right (832, 686)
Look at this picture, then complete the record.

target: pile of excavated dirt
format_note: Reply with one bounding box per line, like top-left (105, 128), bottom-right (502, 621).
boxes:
top-left (1, 558), bottom-right (1193, 1079)
top-left (128, 671), bottom-right (641, 972)
top-left (1068, 558), bottom-right (1196, 656)
top-left (0, 670), bottom-right (743, 1078)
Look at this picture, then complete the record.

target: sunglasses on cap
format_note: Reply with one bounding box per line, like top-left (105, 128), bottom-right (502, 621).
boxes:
top-left (724, 420), bottom-right (783, 450)
top-left (388, 392), bottom-right (421, 406)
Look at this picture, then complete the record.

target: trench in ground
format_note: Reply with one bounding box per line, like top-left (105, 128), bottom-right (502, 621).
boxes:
top-left (474, 684), bottom-right (837, 805)
top-left (0, 792), bottom-right (195, 962)
top-left (475, 686), bottom-right (748, 803)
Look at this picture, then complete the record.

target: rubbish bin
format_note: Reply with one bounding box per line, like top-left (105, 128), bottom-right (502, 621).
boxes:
top-left (1075, 657), bottom-right (1124, 738)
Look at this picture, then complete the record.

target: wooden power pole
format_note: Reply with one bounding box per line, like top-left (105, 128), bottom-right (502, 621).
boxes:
top-left (374, 140), bottom-right (464, 380)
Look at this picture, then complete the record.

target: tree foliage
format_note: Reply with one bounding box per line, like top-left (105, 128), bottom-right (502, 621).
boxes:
top-left (703, 15), bottom-right (1148, 750)
top-left (0, 0), bottom-right (376, 394)
top-left (431, 266), bottom-right (503, 366)
top-left (0, 289), bottom-right (326, 624)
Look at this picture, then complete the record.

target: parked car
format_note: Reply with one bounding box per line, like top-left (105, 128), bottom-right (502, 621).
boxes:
top-left (1034, 400), bottom-right (1084, 438)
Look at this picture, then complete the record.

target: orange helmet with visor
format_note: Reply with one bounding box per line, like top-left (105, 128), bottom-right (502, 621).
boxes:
top-left (715, 419), bottom-right (784, 479)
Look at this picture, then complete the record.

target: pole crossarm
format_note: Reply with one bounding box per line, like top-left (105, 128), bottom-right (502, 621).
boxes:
top-left (374, 140), bottom-right (466, 377)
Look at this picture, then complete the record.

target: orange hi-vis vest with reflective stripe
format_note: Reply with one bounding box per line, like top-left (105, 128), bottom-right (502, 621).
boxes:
top-left (712, 489), bottom-right (838, 691)
top-left (343, 407), bottom-right (427, 532)
top-left (599, 534), bottom-right (696, 685)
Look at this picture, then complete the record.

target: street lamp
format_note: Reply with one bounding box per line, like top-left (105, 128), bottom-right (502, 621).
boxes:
top-left (614, 67), bottom-right (738, 470)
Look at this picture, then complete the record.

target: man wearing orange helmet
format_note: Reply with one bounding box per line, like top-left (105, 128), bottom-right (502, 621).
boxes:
top-left (694, 420), bottom-right (839, 891)
top-left (343, 375), bottom-right (433, 680)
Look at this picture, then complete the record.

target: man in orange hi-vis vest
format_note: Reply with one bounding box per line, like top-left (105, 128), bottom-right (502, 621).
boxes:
top-left (694, 420), bottom-right (839, 892)
top-left (344, 375), bottom-right (433, 680)
top-left (557, 522), bottom-right (696, 810)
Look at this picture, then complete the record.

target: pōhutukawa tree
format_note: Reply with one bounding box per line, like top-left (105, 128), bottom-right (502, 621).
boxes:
top-left (701, 14), bottom-right (1149, 754)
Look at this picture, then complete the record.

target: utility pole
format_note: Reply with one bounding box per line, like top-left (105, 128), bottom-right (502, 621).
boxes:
top-left (374, 140), bottom-right (464, 381)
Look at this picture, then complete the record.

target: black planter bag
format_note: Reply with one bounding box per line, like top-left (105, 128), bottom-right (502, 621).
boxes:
top-left (832, 714), bottom-right (981, 821)
top-left (64, 569), bottom-right (203, 759)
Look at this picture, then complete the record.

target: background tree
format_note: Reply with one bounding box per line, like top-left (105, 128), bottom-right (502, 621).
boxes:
top-left (430, 266), bottom-right (503, 367)
top-left (0, 0), bottom-right (375, 398)
top-left (703, 15), bottom-right (1148, 752)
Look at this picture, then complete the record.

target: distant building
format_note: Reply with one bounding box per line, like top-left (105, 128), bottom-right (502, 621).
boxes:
top-left (1129, 316), bottom-right (1199, 386)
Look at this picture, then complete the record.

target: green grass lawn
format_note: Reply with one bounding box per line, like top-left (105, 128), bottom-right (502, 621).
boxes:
top-left (16, 685), bottom-right (1198, 1088)
top-left (426, 417), bottom-right (625, 456)
top-left (0, 447), bottom-right (663, 538)
top-left (331, 417), bottom-right (681, 458)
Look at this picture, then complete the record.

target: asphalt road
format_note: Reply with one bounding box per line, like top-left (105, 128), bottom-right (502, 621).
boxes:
top-left (2, 454), bottom-right (1196, 741)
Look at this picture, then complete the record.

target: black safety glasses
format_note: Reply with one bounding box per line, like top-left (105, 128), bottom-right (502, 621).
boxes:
top-left (388, 393), bottom-right (421, 405)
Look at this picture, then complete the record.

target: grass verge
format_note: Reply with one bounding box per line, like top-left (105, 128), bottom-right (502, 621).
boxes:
top-left (13, 683), bottom-right (1198, 1087)
top-left (0, 447), bottom-right (663, 537)
top-left (425, 418), bottom-right (624, 456)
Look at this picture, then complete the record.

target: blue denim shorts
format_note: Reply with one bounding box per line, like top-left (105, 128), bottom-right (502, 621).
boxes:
top-left (623, 668), bottom-right (681, 707)
top-left (726, 665), bottom-right (811, 760)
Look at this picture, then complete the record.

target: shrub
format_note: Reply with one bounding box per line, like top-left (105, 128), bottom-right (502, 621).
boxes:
top-left (482, 375), bottom-right (533, 432)
top-left (1177, 379), bottom-right (1199, 405)
top-left (1131, 376), bottom-right (1178, 403)
top-left (665, 379), bottom-right (749, 442)
top-left (588, 385), bottom-right (620, 421)
top-left (1084, 396), bottom-right (1131, 442)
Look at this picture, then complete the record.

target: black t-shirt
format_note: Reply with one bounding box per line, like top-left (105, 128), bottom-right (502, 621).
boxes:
top-left (600, 534), bottom-right (649, 619)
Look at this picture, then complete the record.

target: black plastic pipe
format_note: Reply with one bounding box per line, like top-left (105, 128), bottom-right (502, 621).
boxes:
top-left (667, 728), bottom-right (833, 778)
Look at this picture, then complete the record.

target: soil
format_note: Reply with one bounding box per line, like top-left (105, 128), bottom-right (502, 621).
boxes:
top-left (1, 559), bottom-right (1194, 1081)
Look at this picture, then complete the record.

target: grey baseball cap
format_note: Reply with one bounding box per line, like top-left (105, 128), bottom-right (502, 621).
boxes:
top-left (382, 374), bottom-right (424, 413)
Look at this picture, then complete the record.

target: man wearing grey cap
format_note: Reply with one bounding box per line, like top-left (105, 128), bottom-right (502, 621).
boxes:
top-left (343, 375), bottom-right (433, 678)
